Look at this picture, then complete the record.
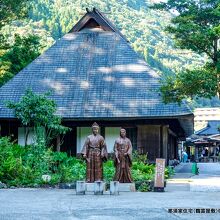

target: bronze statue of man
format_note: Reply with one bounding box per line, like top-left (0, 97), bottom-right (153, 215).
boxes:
top-left (113, 128), bottom-right (133, 183)
top-left (81, 122), bottom-right (108, 183)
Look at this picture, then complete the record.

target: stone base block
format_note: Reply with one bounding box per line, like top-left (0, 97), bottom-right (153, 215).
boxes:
top-left (76, 181), bottom-right (85, 195)
top-left (94, 181), bottom-right (105, 195)
top-left (85, 182), bottom-right (106, 192)
top-left (110, 181), bottom-right (119, 195)
top-left (118, 183), bottom-right (136, 192)
top-left (153, 187), bottom-right (165, 192)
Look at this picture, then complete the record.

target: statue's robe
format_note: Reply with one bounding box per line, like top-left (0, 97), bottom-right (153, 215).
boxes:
top-left (113, 137), bottom-right (133, 183)
top-left (81, 134), bottom-right (108, 183)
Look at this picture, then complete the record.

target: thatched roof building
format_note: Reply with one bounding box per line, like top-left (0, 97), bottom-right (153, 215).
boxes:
top-left (0, 8), bottom-right (194, 163)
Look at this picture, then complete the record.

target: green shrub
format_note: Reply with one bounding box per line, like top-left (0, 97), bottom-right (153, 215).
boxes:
top-left (103, 160), bottom-right (115, 182)
top-left (132, 150), bottom-right (148, 163)
top-left (0, 137), bottom-right (172, 187)
top-left (56, 155), bottom-right (86, 183)
top-left (0, 137), bottom-right (26, 185)
top-left (0, 137), bottom-right (86, 186)
top-left (132, 161), bottom-right (155, 181)
top-left (138, 182), bottom-right (151, 192)
top-left (165, 166), bottom-right (175, 179)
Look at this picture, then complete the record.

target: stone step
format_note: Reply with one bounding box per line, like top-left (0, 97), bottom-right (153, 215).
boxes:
top-left (166, 182), bottom-right (190, 192)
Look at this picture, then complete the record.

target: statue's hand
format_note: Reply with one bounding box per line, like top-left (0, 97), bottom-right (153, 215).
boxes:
top-left (124, 152), bottom-right (127, 156)
top-left (83, 154), bottom-right (87, 159)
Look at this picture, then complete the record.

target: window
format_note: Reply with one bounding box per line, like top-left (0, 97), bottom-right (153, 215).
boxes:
top-left (18, 127), bottom-right (45, 146)
top-left (105, 127), bottom-right (121, 153)
top-left (77, 127), bottom-right (91, 153)
top-left (105, 127), bottom-right (137, 152)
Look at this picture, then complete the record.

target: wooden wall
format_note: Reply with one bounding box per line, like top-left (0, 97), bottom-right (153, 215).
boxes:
top-left (0, 119), bottom-right (180, 162)
top-left (0, 120), bottom-right (19, 142)
top-left (137, 125), bottom-right (176, 164)
top-left (60, 126), bottom-right (77, 156)
top-left (137, 125), bottom-right (161, 162)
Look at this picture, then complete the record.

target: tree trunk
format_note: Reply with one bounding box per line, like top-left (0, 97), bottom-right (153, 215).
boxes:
top-left (213, 39), bottom-right (220, 98)
top-left (25, 127), bottom-right (30, 146)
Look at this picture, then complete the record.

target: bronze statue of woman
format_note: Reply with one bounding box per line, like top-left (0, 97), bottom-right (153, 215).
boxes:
top-left (81, 122), bottom-right (108, 183)
top-left (113, 128), bottom-right (133, 183)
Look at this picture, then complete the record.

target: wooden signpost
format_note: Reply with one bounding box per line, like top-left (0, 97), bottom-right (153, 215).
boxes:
top-left (154, 158), bottom-right (166, 192)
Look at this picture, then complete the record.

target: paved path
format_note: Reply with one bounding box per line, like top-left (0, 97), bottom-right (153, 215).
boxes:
top-left (174, 162), bottom-right (220, 176)
top-left (197, 163), bottom-right (220, 176)
top-left (167, 162), bottom-right (220, 192)
top-left (0, 188), bottom-right (220, 220)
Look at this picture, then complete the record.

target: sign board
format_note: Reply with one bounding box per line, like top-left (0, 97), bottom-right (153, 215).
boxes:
top-left (154, 158), bottom-right (165, 191)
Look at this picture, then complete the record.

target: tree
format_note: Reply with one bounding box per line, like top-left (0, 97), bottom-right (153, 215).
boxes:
top-left (151, 0), bottom-right (220, 103)
top-left (0, 0), bottom-right (29, 28)
top-left (0, 1), bottom-right (43, 87)
top-left (0, 34), bottom-right (42, 86)
top-left (7, 89), bottom-right (70, 146)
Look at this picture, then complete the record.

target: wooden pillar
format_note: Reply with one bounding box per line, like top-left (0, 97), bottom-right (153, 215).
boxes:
top-left (159, 126), bottom-right (163, 158)
top-left (162, 125), bottom-right (168, 165)
top-left (56, 135), bottom-right (61, 152)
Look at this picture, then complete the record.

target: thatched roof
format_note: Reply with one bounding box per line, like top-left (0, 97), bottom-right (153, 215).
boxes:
top-left (0, 8), bottom-right (193, 135)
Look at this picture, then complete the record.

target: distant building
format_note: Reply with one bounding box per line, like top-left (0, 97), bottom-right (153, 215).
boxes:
top-left (194, 108), bottom-right (220, 132)
top-left (195, 120), bottom-right (220, 136)
top-left (186, 120), bottom-right (220, 162)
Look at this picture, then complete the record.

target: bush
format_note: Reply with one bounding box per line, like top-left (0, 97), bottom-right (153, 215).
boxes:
top-left (0, 137), bottom-right (85, 186)
top-left (0, 137), bottom-right (171, 189)
top-left (0, 137), bottom-right (27, 186)
top-left (103, 160), bottom-right (115, 182)
top-left (137, 182), bottom-right (151, 192)
top-left (103, 159), bottom-right (155, 183)
top-left (132, 150), bottom-right (148, 163)
top-left (55, 155), bottom-right (86, 183)
top-left (165, 166), bottom-right (175, 179)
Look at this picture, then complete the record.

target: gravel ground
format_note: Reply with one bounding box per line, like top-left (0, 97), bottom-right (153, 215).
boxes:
top-left (0, 188), bottom-right (220, 220)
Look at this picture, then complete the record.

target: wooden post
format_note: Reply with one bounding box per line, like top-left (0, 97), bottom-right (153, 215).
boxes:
top-left (154, 158), bottom-right (165, 192)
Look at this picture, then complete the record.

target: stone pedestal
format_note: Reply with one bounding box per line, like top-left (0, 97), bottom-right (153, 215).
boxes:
top-left (85, 182), bottom-right (106, 193)
top-left (153, 187), bottom-right (165, 192)
top-left (76, 181), bottom-right (86, 195)
top-left (85, 183), bottom-right (95, 192)
top-left (94, 181), bottom-right (105, 195)
top-left (110, 181), bottom-right (119, 195)
top-left (118, 183), bottom-right (136, 192)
